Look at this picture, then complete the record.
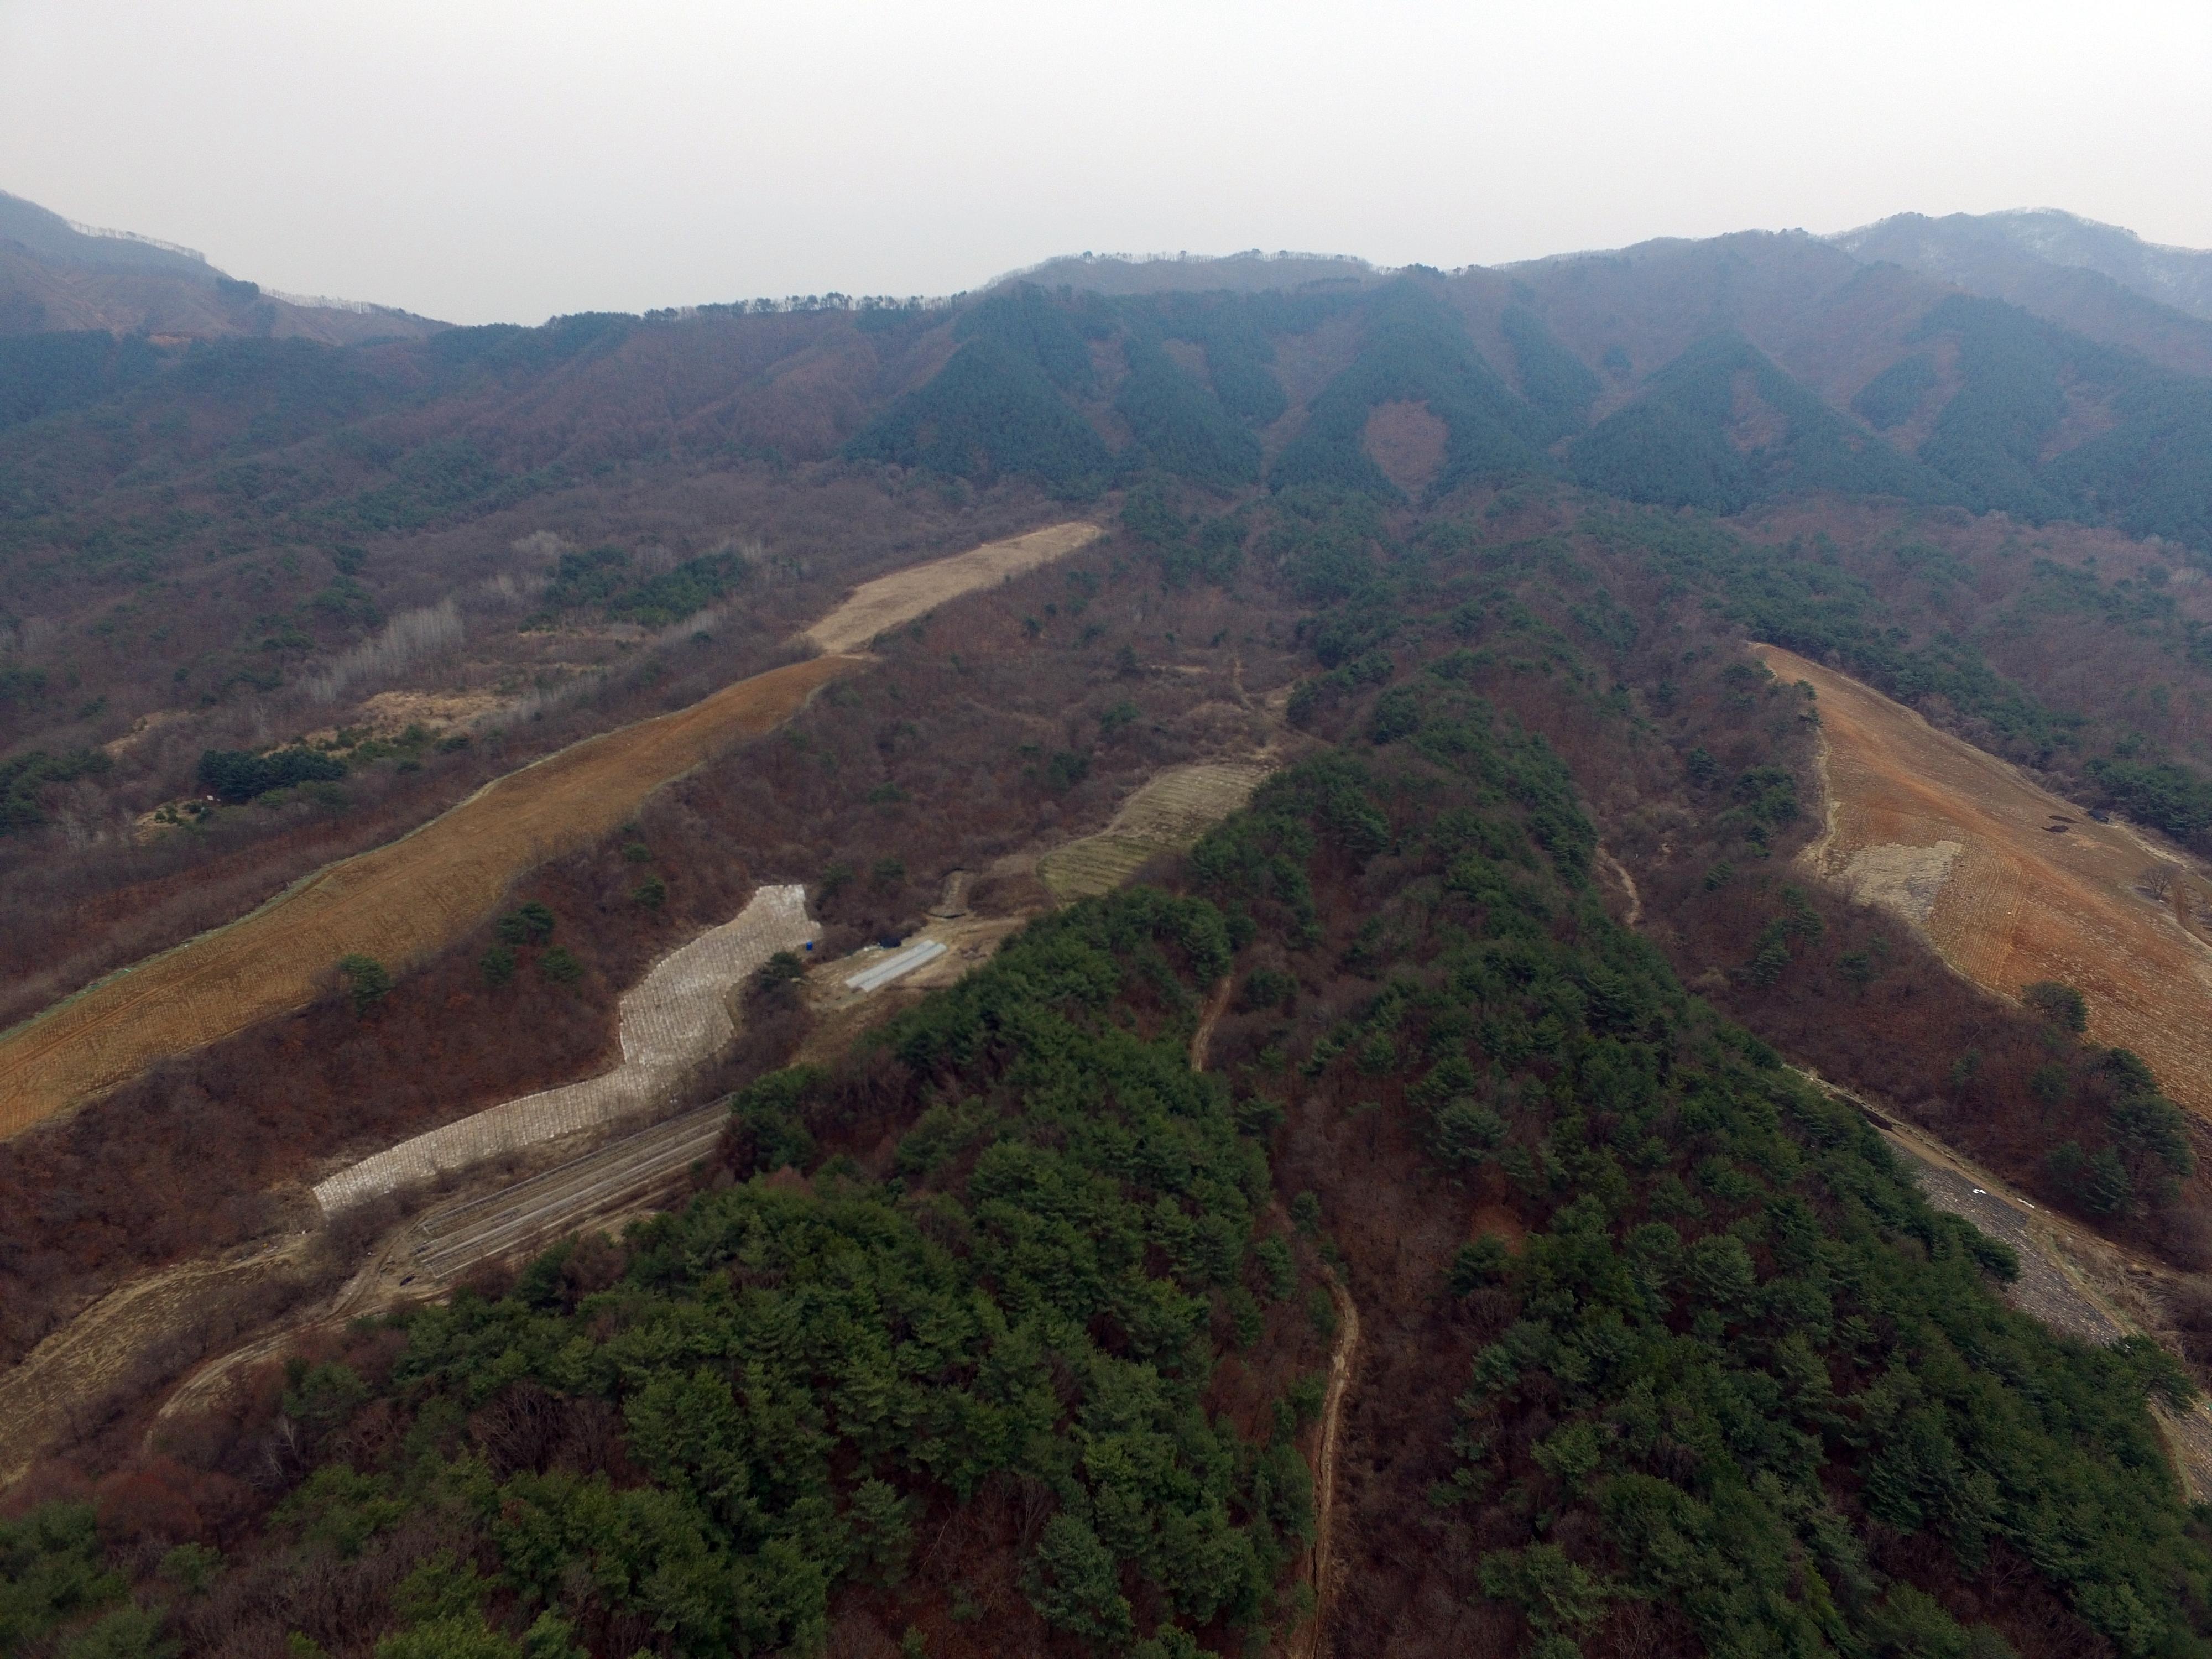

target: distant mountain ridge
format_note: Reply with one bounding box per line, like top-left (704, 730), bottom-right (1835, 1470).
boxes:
top-left (0, 190), bottom-right (213, 279)
top-left (0, 187), bottom-right (444, 345)
top-left (1835, 208), bottom-right (2212, 323)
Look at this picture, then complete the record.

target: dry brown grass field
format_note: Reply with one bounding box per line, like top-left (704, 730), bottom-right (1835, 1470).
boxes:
top-left (0, 655), bottom-right (859, 1138)
top-left (0, 523), bottom-right (1101, 1138)
top-left (801, 521), bottom-right (1102, 653)
top-left (1760, 644), bottom-right (2212, 1116)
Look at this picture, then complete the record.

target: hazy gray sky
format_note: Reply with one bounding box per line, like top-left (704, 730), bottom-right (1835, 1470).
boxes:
top-left (4, 0), bottom-right (2209, 326)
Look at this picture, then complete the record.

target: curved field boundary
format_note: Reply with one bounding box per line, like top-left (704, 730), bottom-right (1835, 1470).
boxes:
top-left (0, 1243), bottom-right (299, 1490)
top-left (802, 521), bottom-right (1102, 653)
top-left (1038, 760), bottom-right (1276, 900)
top-left (1756, 644), bottom-right (2212, 1118)
top-left (312, 884), bottom-right (815, 1212)
top-left (0, 656), bottom-right (855, 1138)
top-left (0, 520), bottom-right (1102, 1138)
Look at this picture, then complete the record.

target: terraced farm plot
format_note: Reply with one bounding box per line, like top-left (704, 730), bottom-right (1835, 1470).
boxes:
top-left (1758, 644), bottom-right (2212, 1116)
top-left (1039, 761), bottom-right (1275, 900)
top-left (0, 521), bottom-right (1100, 1138)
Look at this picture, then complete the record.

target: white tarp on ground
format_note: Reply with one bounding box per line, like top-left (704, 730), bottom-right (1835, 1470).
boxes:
top-left (843, 938), bottom-right (948, 993)
top-left (314, 884), bottom-right (815, 1213)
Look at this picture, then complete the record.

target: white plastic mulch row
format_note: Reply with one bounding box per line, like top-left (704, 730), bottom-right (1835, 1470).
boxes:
top-left (312, 885), bottom-right (815, 1214)
top-left (843, 938), bottom-right (948, 994)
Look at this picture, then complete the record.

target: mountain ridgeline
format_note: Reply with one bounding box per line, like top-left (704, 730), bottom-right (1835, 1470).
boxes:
top-left (834, 272), bottom-right (2212, 563)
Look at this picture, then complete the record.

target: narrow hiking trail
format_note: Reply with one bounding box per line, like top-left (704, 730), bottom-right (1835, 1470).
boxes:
top-left (1597, 844), bottom-right (1642, 927)
top-left (1187, 978), bottom-right (1360, 1659)
top-left (0, 524), bottom-right (1099, 1136)
top-left (1297, 1270), bottom-right (1360, 1659)
top-left (1189, 977), bottom-right (1232, 1072)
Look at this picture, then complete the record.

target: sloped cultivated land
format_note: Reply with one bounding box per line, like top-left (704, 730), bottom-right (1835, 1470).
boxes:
top-left (1761, 643), bottom-right (2212, 1118)
top-left (1039, 760), bottom-right (1275, 900)
top-left (33, 731), bottom-right (2212, 1659)
top-left (0, 658), bottom-right (854, 1136)
top-left (312, 885), bottom-right (814, 1212)
top-left (0, 523), bottom-right (1100, 1136)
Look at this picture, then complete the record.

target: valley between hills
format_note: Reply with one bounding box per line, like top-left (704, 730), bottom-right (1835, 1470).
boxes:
top-left (17, 196), bottom-right (2212, 1659)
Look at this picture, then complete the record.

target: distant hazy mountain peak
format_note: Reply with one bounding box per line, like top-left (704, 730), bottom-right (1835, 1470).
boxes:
top-left (1000, 248), bottom-right (1384, 296)
top-left (0, 185), bottom-right (444, 342)
top-left (1832, 207), bottom-right (2212, 323)
top-left (0, 189), bottom-right (218, 280)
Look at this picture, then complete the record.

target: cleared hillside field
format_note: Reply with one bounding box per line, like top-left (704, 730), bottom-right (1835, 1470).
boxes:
top-left (1759, 645), bottom-right (2212, 1115)
top-left (802, 521), bottom-right (1102, 652)
top-left (0, 656), bottom-right (856, 1138)
top-left (1039, 760), bottom-right (1276, 900)
top-left (0, 523), bottom-right (1101, 1138)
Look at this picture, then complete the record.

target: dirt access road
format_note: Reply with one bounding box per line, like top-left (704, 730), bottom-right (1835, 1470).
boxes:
top-left (1182, 973), bottom-right (1360, 1659)
top-left (1798, 1067), bottom-right (2212, 1500)
top-left (0, 523), bottom-right (1100, 1139)
top-left (1757, 644), bottom-right (2212, 1118)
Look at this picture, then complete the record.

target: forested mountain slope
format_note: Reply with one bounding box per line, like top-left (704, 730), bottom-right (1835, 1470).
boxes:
top-left (0, 190), bottom-right (444, 347)
top-left (1835, 210), bottom-right (2212, 358)
top-left (8, 645), bottom-right (2209, 1659)
top-left (12, 200), bottom-right (2212, 1659)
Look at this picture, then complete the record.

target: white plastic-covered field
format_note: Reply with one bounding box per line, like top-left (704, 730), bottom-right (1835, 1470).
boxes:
top-left (313, 885), bottom-right (815, 1213)
top-left (843, 938), bottom-right (949, 993)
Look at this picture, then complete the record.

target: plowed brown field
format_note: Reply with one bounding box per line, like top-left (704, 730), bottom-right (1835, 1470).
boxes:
top-left (1758, 645), bottom-right (2212, 1115)
top-left (0, 522), bottom-right (1100, 1138)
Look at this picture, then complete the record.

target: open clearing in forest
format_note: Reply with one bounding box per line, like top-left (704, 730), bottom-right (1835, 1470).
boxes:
top-left (1038, 760), bottom-right (1277, 900)
top-left (802, 521), bottom-right (1103, 654)
top-left (1758, 644), bottom-right (2212, 1117)
top-left (0, 523), bottom-right (1099, 1138)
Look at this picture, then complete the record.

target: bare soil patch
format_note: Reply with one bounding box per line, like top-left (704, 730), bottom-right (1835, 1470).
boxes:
top-left (307, 688), bottom-right (505, 743)
top-left (1760, 644), bottom-right (2212, 1117)
top-left (311, 885), bottom-right (817, 1212)
top-left (0, 523), bottom-right (1108, 1140)
top-left (1360, 401), bottom-right (1447, 495)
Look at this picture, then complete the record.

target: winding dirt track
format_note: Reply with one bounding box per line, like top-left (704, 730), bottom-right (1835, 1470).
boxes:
top-left (1297, 1271), bottom-right (1360, 1659)
top-left (0, 523), bottom-right (1101, 1139)
top-left (1185, 973), bottom-right (1359, 1659)
top-left (1757, 645), bottom-right (2212, 1117)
